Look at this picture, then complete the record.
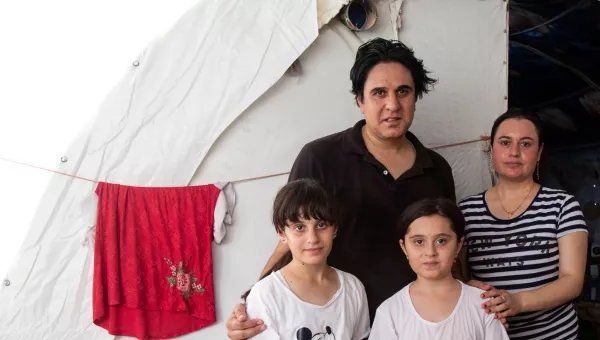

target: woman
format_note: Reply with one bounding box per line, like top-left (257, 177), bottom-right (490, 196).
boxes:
top-left (459, 109), bottom-right (588, 340)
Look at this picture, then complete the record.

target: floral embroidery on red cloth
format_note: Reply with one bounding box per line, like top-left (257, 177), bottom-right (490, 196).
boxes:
top-left (164, 257), bottom-right (206, 300)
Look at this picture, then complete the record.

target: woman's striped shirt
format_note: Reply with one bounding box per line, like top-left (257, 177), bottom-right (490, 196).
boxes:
top-left (459, 187), bottom-right (588, 340)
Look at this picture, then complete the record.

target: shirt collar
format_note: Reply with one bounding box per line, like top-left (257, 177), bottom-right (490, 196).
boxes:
top-left (341, 120), bottom-right (434, 168)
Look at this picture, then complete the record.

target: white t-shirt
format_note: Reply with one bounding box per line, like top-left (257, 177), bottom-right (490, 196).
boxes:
top-left (369, 281), bottom-right (509, 340)
top-left (246, 268), bottom-right (370, 340)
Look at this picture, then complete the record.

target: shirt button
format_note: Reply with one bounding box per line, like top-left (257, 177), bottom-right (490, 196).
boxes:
top-left (383, 170), bottom-right (389, 175)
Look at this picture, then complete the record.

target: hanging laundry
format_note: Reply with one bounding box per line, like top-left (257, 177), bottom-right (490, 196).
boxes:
top-left (92, 181), bottom-right (234, 340)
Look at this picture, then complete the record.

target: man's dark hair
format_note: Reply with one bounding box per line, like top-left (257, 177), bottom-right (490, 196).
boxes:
top-left (397, 198), bottom-right (465, 240)
top-left (350, 38), bottom-right (437, 104)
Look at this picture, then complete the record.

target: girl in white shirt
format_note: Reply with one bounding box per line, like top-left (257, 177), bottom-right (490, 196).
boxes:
top-left (242, 179), bottom-right (370, 340)
top-left (369, 198), bottom-right (509, 340)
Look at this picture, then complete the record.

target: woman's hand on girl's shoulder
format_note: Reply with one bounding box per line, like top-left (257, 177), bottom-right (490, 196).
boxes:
top-left (481, 288), bottom-right (523, 325)
top-left (467, 280), bottom-right (510, 329)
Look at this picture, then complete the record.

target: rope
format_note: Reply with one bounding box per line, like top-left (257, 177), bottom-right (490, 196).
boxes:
top-left (0, 135), bottom-right (490, 185)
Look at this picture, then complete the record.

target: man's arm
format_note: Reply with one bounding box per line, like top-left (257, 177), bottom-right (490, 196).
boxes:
top-left (259, 241), bottom-right (289, 278)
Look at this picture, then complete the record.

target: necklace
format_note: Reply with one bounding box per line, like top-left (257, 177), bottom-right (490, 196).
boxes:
top-left (496, 182), bottom-right (536, 219)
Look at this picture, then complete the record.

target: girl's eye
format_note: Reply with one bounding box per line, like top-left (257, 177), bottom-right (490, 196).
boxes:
top-left (317, 222), bottom-right (328, 229)
top-left (436, 238), bottom-right (447, 245)
top-left (500, 140), bottom-right (510, 146)
top-left (294, 225), bottom-right (304, 231)
top-left (414, 239), bottom-right (424, 245)
top-left (521, 141), bottom-right (531, 147)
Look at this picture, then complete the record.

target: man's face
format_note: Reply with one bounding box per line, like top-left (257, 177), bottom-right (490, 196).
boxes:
top-left (358, 62), bottom-right (416, 140)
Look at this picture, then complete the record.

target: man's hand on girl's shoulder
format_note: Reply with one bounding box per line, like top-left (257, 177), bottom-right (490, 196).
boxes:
top-left (226, 303), bottom-right (266, 340)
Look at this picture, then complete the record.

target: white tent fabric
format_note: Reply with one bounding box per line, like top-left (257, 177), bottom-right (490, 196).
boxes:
top-left (0, 0), bottom-right (318, 338)
top-left (317, 0), bottom-right (349, 29)
top-left (0, 0), bottom-right (507, 339)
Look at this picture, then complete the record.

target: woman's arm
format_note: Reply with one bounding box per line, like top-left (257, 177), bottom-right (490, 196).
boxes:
top-left (516, 231), bottom-right (587, 312)
top-left (484, 231), bottom-right (588, 317)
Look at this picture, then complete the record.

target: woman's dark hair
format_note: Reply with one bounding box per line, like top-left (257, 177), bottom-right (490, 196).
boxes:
top-left (350, 38), bottom-right (437, 104)
top-left (490, 109), bottom-right (544, 146)
top-left (397, 198), bottom-right (465, 241)
top-left (241, 179), bottom-right (339, 301)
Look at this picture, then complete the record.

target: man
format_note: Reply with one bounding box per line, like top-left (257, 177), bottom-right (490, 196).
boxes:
top-left (227, 38), bottom-right (457, 339)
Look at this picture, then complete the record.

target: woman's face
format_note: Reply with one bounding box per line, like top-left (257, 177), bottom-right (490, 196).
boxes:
top-left (491, 118), bottom-right (543, 181)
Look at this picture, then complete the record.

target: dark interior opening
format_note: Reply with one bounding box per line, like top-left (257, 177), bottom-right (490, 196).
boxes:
top-left (508, 0), bottom-right (600, 337)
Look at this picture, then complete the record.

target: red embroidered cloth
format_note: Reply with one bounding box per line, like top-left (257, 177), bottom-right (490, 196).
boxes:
top-left (93, 182), bottom-right (220, 339)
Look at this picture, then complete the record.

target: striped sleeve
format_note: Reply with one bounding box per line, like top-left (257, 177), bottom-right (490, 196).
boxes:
top-left (557, 194), bottom-right (588, 238)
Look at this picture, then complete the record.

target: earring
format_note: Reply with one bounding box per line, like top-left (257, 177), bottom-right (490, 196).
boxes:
top-left (406, 255), bottom-right (409, 260)
top-left (536, 161), bottom-right (540, 181)
top-left (333, 234), bottom-right (337, 239)
top-left (454, 253), bottom-right (458, 263)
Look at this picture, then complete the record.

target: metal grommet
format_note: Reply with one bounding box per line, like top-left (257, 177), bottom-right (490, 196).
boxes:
top-left (503, 29), bottom-right (507, 33)
top-left (60, 156), bottom-right (68, 163)
top-left (133, 61), bottom-right (140, 67)
top-left (3, 279), bottom-right (9, 287)
top-left (504, 96), bottom-right (508, 100)
top-left (383, 170), bottom-right (389, 175)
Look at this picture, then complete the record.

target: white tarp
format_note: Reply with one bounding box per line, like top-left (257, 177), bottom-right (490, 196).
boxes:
top-left (0, 0), bottom-right (507, 339)
top-left (0, 0), bottom-right (318, 338)
top-left (0, 0), bottom-right (201, 294)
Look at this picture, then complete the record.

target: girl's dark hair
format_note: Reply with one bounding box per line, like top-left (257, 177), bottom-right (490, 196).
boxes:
top-left (490, 109), bottom-right (544, 146)
top-left (350, 38), bottom-right (437, 104)
top-left (241, 179), bottom-right (338, 301)
top-left (397, 198), bottom-right (465, 240)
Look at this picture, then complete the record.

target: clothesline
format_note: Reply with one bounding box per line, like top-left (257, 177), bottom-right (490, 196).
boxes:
top-left (0, 136), bottom-right (490, 185)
